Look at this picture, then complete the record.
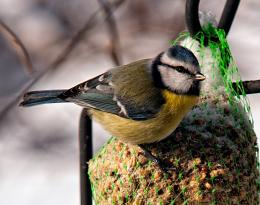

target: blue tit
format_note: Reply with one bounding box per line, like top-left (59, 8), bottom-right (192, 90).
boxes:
top-left (20, 45), bottom-right (205, 145)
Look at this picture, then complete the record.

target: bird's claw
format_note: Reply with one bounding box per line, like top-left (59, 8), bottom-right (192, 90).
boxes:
top-left (139, 145), bottom-right (173, 173)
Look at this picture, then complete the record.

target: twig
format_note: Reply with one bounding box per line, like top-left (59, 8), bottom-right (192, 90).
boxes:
top-left (97, 0), bottom-right (123, 66)
top-left (48, 0), bottom-right (126, 70)
top-left (0, 19), bottom-right (33, 75)
top-left (46, 9), bottom-right (100, 70)
top-left (0, 0), bottom-right (125, 121)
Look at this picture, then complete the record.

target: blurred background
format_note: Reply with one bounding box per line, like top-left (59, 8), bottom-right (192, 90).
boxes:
top-left (0, 0), bottom-right (259, 204)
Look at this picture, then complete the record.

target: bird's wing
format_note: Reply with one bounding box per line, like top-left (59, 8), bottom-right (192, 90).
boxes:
top-left (59, 59), bottom-right (165, 120)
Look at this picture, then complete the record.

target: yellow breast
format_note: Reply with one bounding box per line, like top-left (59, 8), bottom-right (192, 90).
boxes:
top-left (89, 90), bottom-right (198, 145)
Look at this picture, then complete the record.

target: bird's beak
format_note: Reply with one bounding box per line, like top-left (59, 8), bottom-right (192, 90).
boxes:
top-left (195, 72), bottom-right (206, 81)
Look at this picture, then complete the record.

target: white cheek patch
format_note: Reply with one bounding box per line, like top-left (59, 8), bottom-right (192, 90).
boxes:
top-left (172, 72), bottom-right (191, 93)
top-left (158, 65), bottom-right (192, 93)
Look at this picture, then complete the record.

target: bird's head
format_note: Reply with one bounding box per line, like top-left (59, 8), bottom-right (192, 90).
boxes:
top-left (151, 45), bottom-right (205, 96)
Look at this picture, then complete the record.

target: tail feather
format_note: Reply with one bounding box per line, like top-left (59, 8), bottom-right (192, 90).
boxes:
top-left (20, 90), bottom-right (67, 107)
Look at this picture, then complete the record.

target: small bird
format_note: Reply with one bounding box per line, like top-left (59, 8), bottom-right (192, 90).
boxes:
top-left (20, 45), bottom-right (205, 169)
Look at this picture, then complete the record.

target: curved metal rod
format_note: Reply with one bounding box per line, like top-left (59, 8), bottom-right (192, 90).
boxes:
top-left (232, 80), bottom-right (260, 95)
top-left (218, 0), bottom-right (240, 34)
top-left (185, 0), bottom-right (240, 37)
top-left (185, 0), bottom-right (201, 37)
top-left (79, 109), bottom-right (93, 205)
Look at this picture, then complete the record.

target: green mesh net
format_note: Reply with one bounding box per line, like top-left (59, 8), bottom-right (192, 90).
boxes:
top-left (171, 24), bottom-right (253, 125)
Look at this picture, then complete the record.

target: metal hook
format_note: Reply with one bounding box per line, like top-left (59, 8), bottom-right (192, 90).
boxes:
top-left (185, 0), bottom-right (240, 38)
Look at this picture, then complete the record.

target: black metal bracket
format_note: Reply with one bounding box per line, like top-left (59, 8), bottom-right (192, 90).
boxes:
top-left (185, 0), bottom-right (240, 38)
top-left (79, 109), bottom-right (93, 205)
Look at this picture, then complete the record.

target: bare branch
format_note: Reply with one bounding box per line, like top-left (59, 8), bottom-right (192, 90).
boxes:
top-left (0, 19), bottom-right (33, 75)
top-left (48, 0), bottom-right (126, 70)
top-left (46, 9), bottom-right (100, 70)
top-left (97, 0), bottom-right (123, 66)
top-left (0, 0), bottom-right (126, 120)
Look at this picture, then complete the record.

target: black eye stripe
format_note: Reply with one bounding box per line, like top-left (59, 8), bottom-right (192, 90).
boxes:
top-left (158, 63), bottom-right (193, 75)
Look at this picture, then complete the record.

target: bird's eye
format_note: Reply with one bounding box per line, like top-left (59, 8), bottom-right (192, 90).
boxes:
top-left (175, 66), bottom-right (184, 73)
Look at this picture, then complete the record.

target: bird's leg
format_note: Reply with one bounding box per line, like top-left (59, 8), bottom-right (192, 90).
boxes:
top-left (139, 144), bottom-right (169, 173)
